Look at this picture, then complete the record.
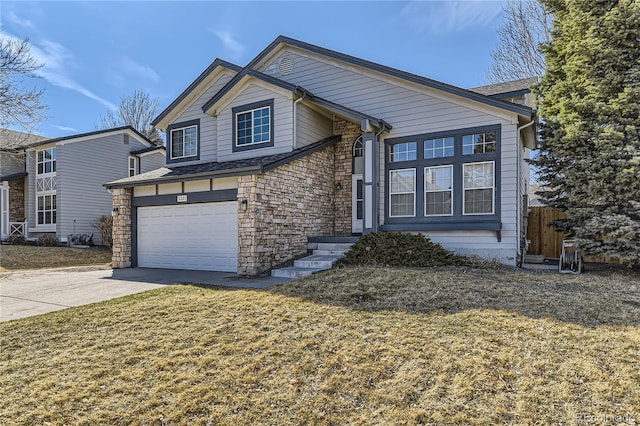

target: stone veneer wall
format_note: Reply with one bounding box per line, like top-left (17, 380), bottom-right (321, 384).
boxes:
top-left (333, 119), bottom-right (362, 236)
top-left (8, 178), bottom-right (25, 222)
top-left (237, 144), bottom-right (335, 276)
top-left (111, 187), bottom-right (132, 268)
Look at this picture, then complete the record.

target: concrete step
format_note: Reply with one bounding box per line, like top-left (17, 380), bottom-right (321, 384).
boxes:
top-left (313, 249), bottom-right (349, 256)
top-left (316, 242), bottom-right (354, 252)
top-left (294, 255), bottom-right (339, 269)
top-left (271, 266), bottom-right (323, 278)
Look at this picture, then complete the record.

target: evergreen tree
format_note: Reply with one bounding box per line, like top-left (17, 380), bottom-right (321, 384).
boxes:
top-left (532, 0), bottom-right (640, 265)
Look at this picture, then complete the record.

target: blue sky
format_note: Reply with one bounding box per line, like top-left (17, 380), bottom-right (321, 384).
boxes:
top-left (1, 1), bottom-right (506, 138)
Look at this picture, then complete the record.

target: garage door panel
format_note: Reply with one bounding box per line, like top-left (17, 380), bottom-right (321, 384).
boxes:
top-left (137, 202), bottom-right (238, 272)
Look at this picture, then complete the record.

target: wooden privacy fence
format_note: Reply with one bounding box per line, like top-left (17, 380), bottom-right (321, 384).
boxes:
top-left (526, 206), bottom-right (622, 264)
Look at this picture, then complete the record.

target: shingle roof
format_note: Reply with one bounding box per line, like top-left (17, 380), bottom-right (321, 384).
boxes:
top-left (130, 145), bottom-right (166, 155)
top-left (26, 126), bottom-right (155, 149)
top-left (0, 128), bottom-right (48, 151)
top-left (470, 77), bottom-right (539, 97)
top-left (105, 135), bottom-right (341, 188)
top-left (0, 171), bottom-right (28, 182)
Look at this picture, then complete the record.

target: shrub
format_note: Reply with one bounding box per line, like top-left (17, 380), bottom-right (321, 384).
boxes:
top-left (6, 235), bottom-right (28, 245)
top-left (92, 215), bottom-right (113, 248)
top-left (337, 232), bottom-right (465, 268)
top-left (37, 234), bottom-right (60, 247)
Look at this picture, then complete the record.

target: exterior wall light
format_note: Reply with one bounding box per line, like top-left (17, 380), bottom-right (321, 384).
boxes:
top-left (240, 199), bottom-right (248, 211)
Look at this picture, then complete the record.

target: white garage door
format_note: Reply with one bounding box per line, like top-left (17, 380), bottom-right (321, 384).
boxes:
top-left (137, 202), bottom-right (238, 272)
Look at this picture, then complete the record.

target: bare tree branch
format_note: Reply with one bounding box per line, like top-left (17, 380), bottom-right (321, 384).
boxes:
top-left (487, 0), bottom-right (553, 83)
top-left (0, 36), bottom-right (48, 147)
top-left (99, 89), bottom-right (163, 145)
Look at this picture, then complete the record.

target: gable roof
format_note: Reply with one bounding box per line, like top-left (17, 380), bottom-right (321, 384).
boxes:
top-left (26, 126), bottom-right (156, 149)
top-left (247, 36), bottom-right (535, 118)
top-left (106, 135), bottom-right (340, 188)
top-left (151, 58), bottom-right (242, 128)
top-left (470, 77), bottom-right (539, 98)
top-left (0, 128), bottom-right (48, 151)
top-left (202, 68), bottom-right (391, 131)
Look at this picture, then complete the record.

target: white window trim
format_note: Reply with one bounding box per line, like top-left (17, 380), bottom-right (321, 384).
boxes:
top-left (36, 193), bottom-right (56, 227)
top-left (170, 124), bottom-right (198, 160)
top-left (128, 156), bottom-right (138, 177)
top-left (424, 165), bottom-right (453, 217)
top-left (389, 168), bottom-right (416, 218)
top-left (235, 105), bottom-right (271, 147)
top-left (462, 161), bottom-right (495, 216)
top-left (36, 147), bottom-right (56, 177)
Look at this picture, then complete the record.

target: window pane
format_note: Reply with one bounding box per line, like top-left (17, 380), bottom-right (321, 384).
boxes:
top-left (391, 194), bottom-right (414, 216)
top-left (390, 169), bottom-right (415, 193)
top-left (38, 212), bottom-right (44, 225)
top-left (171, 129), bottom-right (184, 157)
top-left (426, 192), bottom-right (452, 215)
top-left (389, 142), bottom-right (417, 162)
top-left (463, 131), bottom-right (496, 155)
top-left (425, 166), bottom-right (452, 191)
top-left (184, 127), bottom-right (197, 156)
top-left (424, 137), bottom-right (454, 159)
top-left (465, 188), bottom-right (494, 214)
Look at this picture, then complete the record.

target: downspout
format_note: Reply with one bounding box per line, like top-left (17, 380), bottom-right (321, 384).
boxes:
top-left (516, 119), bottom-right (536, 263)
top-left (292, 90), bottom-right (307, 149)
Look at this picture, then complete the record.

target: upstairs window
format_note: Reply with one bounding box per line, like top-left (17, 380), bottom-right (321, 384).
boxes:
top-left (389, 142), bottom-right (417, 162)
top-left (233, 99), bottom-right (274, 152)
top-left (37, 148), bottom-right (56, 174)
top-left (128, 156), bottom-right (137, 177)
top-left (170, 125), bottom-right (198, 159)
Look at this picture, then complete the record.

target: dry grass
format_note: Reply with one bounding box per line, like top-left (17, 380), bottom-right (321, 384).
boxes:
top-left (1, 267), bottom-right (639, 425)
top-left (0, 245), bottom-right (111, 271)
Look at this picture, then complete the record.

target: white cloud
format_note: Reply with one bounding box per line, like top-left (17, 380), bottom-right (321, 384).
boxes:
top-left (401, 0), bottom-right (503, 33)
top-left (6, 11), bottom-right (35, 29)
top-left (213, 30), bottom-right (245, 59)
top-left (0, 32), bottom-right (117, 110)
top-left (54, 125), bottom-right (77, 132)
top-left (121, 58), bottom-right (160, 83)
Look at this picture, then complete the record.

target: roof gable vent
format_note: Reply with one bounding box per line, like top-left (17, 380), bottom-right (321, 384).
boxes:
top-left (278, 55), bottom-right (294, 76)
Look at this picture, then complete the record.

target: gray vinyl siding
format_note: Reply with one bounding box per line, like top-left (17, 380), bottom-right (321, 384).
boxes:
top-left (260, 49), bottom-right (524, 264)
top-left (139, 151), bottom-right (166, 174)
top-left (217, 83), bottom-right (293, 162)
top-left (55, 134), bottom-right (149, 244)
top-left (0, 153), bottom-right (24, 177)
top-left (295, 103), bottom-right (333, 148)
top-left (168, 71), bottom-right (235, 167)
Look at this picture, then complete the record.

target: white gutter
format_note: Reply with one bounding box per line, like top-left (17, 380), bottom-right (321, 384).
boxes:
top-left (516, 119), bottom-right (536, 261)
top-left (292, 91), bottom-right (307, 149)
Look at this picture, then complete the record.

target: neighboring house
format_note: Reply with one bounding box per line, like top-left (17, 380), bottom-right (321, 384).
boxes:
top-left (0, 126), bottom-right (165, 243)
top-left (106, 36), bottom-right (537, 274)
top-left (0, 129), bottom-right (48, 240)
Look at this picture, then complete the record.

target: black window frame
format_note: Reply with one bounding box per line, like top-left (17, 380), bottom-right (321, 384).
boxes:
top-left (232, 99), bottom-right (275, 153)
top-left (166, 119), bottom-right (200, 164)
top-left (382, 124), bottom-right (501, 233)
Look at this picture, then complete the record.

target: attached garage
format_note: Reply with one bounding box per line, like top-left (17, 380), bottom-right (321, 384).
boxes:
top-left (137, 201), bottom-right (238, 272)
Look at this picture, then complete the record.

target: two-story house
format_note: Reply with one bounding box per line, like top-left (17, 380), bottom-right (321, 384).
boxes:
top-left (106, 36), bottom-right (537, 275)
top-left (1, 126), bottom-right (165, 244)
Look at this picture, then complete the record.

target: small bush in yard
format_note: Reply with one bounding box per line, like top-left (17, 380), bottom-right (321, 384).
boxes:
top-left (337, 232), bottom-right (465, 267)
top-left (92, 215), bottom-right (113, 248)
top-left (5, 235), bottom-right (28, 245)
top-left (36, 235), bottom-right (59, 247)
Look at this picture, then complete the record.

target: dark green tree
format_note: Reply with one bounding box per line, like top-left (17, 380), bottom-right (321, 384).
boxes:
top-left (532, 0), bottom-right (640, 265)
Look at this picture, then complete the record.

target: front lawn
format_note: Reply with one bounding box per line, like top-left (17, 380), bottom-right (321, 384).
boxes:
top-left (0, 245), bottom-right (112, 271)
top-left (1, 267), bottom-right (638, 424)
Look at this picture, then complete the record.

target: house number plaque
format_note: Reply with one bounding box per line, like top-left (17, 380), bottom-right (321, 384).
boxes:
top-left (177, 195), bottom-right (188, 203)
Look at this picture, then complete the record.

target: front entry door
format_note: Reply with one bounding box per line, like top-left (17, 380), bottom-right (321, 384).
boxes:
top-left (352, 174), bottom-right (363, 234)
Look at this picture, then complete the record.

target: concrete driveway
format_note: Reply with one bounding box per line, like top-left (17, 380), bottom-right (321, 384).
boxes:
top-left (0, 267), bottom-right (291, 322)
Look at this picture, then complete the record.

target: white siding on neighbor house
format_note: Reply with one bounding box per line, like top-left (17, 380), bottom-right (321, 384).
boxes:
top-left (139, 151), bottom-right (166, 174)
top-left (0, 152), bottom-right (24, 177)
top-left (55, 134), bottom-right (150, 244)
top-left (168, 71), bottom-right (235, 167)
top-left (216, 83), bottom-right (293, 162)
top-left (295, 103), bottom-right (333, 148)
